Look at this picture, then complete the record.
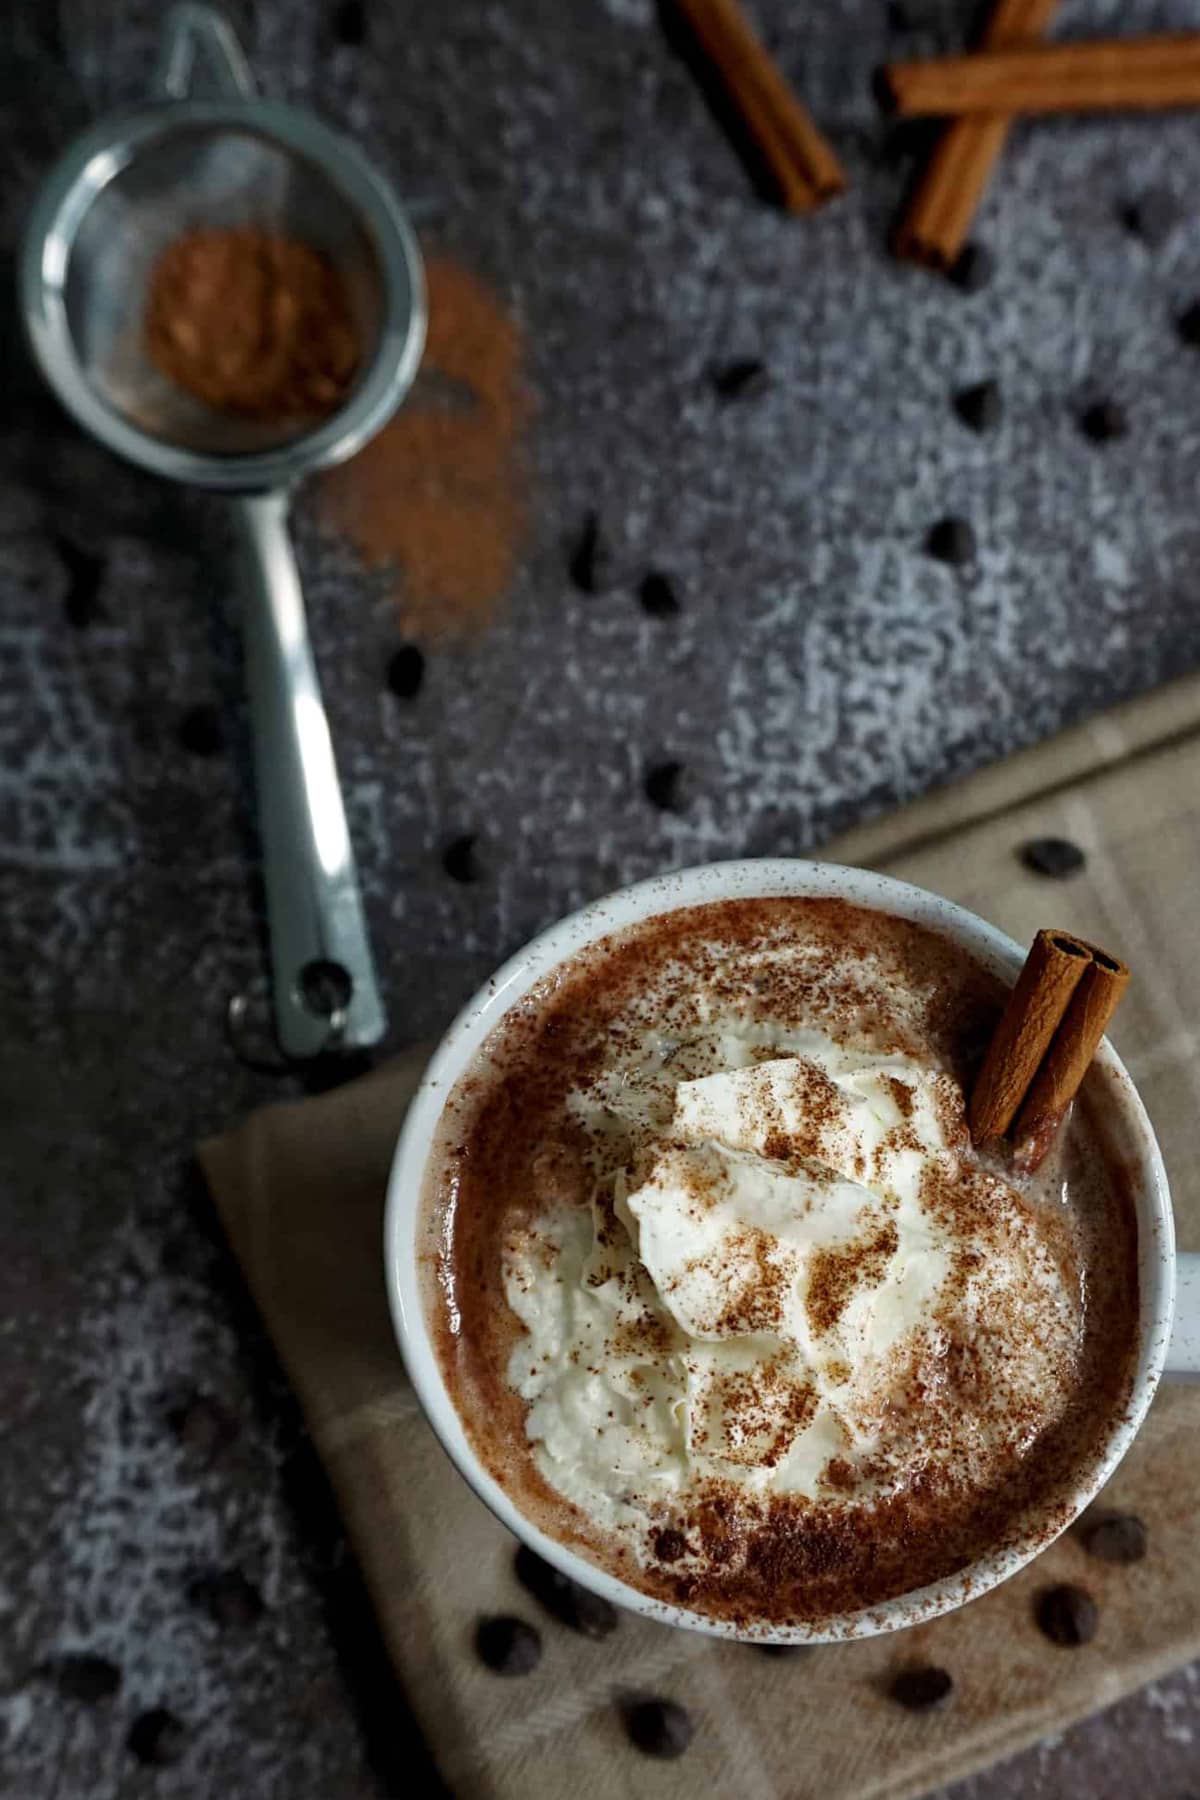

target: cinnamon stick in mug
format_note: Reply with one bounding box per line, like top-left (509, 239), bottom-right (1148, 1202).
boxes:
top-left (1013, 946), bottom-right (1130, 1172)
top-left (968, 929), bottom-right (1091, 1143)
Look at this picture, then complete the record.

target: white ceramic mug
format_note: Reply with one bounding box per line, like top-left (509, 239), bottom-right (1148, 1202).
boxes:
top-left (385, 860), bottom-right (1200, 1644)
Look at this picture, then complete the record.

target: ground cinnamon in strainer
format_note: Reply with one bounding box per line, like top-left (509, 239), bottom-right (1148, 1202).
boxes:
top-left (317, 256), bottom-right (529, 640)
top-left (145, 225), bottom-right (360, 422)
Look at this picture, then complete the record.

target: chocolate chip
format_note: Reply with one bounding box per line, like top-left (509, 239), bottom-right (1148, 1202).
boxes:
top-left (40, 1653), bottom-right (122, 1703)
top-left (1035, 1583), bottom-right (1098, 1647)
top-left (890, 1666), bottom-right (954, 1710)
top-left (475, 1615), bottom-right (543, 1676)
top-left (568, 512), bottom-right (615, 594)
top-left (514, 1545), bottom-right (618, 1638)
top-left (638, 571), bottom-right (680, 618)
top-left (53, 534), bottom-right (106, 629)
top-left (442, 834), bottom-right (481, 883)
top-left (128, 1708), bottom-right (186, 1767)
top-left (948, 242), bottom-right (994, 294)
top-left (644, 760), bottom-right (685, 811)
top-left (1122, 187), bottom-right (1177, 247)
top-left (1177, 302), bottom-right (1200, 347)
top-left (332, 0), bottom-right (366, 46)
top-left (386, 644), bottom-right (425, 699)
top-left (1080, 1512), bottom-right (1148, 1565)
top-left (712, 358), bottom-right (769, 401)
top-left (754, 1642), bottom-right (813, 1659)
top-left (188, 1570), bottom-right (264, 1629)
top-left (177, 703), bottom-right (223, 757)
top-left (167, 1393), bottom-right (234, 1456)
top-left (625, 1697), bottom-right (694, 1758)
top-left (953, 379), bottom-right (1002, 433)
top-left (925, 517), bottom-right (976, 565)
top-left (1020, 836), bottom-right (1085, 879)
top-left (1080, 400), bottom-right (1128, 444)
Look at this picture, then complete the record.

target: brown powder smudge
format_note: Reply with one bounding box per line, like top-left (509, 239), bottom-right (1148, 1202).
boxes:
top-left (821, 1457), bottom-right (859, 1495)
top-left (806, 1219), bottom-right (900, 1337)
top-left (707, 1227), bottom-right (791, 1337)
top-left (700, 1362), bottom-right (818, 1470)
top-left (318, 256), bottom-right (529, 640)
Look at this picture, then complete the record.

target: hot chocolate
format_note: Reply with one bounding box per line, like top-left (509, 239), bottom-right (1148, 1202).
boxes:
top-left (419, 897), bottom-right (1139, 1627)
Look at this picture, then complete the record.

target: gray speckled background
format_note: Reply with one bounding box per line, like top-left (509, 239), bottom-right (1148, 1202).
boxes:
top-left (3, 0), bottom-right (1200, 1793)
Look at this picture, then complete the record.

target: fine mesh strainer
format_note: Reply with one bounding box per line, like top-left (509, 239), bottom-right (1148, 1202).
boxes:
top-left (20, 4), bottom-right (426, 1056)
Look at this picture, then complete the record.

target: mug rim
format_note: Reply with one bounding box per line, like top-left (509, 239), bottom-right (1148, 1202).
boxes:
top-left (383, 858), bottom-right (1175, 1643)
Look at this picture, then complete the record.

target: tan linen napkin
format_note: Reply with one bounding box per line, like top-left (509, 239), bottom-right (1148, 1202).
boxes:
top-left (200, 670), bottom-right (1200, 1800)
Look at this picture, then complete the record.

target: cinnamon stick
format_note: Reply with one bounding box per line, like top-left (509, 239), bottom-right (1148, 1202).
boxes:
top-left (883, 35), bottom-right (1200, 119)
top-left (671, 0), bottom-right (846, 211)
top-left (968, 929), bottom-right (1091, 1143)
top-left (893, 0), bottom-right (1058, 270)
top-left (1012, 945), bottom-right (1130, 1172)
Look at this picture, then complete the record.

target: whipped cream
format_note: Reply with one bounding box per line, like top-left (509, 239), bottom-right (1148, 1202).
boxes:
top-left (503, 1022), bottom-right (1081, 1550)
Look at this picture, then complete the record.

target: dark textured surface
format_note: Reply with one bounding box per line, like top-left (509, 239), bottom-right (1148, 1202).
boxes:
top-left (3, 0), bottom-right (1200, 1793)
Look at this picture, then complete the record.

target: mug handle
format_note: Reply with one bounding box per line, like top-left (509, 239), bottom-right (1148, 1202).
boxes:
top-left (1166, 1251), bottom-right (1200, 1380)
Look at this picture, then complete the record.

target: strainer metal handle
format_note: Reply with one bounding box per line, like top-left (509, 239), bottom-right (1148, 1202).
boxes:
top-left (155, 4), bottom-right (255, 101)
top-left (234, 494), bottom-right (386, 1058)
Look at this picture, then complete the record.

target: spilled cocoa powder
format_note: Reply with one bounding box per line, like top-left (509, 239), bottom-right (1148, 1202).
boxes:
top-left (318, 256), bottom-right (529, 641)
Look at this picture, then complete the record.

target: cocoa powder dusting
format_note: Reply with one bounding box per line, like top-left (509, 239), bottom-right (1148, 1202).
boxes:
top-left (144, 227), bottom-right (359, 421)
top-left (319, 256), bottom-right (528, 640)
top-left (710, 1227), bottom-right (789, 1336)
top-left (806, 1219), bottom-right (899, 1337)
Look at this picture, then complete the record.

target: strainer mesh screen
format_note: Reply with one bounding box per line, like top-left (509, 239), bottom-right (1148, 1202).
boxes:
top-left (64, 121), bottom-right (384, 456)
